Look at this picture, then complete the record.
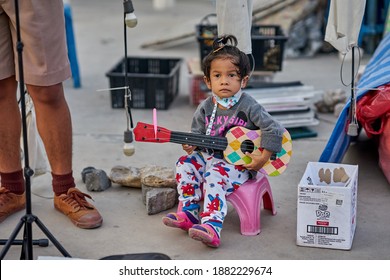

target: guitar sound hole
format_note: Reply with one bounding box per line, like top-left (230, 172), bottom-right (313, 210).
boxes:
top-left (241, 140), bottom-right (254, 154)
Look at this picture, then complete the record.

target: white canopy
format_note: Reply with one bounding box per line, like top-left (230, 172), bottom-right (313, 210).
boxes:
top-left (324, 0), bottom-right (367, 54)
top-left (216, 0), bottom-right (254, 54)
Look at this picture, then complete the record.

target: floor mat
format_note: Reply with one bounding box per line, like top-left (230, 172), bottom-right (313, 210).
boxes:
top-left (288, 127), bottom-right (318, 139)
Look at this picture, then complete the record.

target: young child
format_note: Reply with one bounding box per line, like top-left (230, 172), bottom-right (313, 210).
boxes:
top-left (162, 34), bottom-right (285, 248)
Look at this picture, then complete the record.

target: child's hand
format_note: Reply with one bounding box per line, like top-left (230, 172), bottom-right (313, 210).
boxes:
top-left (242, 149), bottom-right (273, 172)
top-left (182, 144), bottom-right (197, 155)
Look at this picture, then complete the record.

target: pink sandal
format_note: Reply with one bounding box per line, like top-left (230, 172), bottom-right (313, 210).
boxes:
top-left (162, 211), bottom-right (198, 231)
top-left (189, 224), bottom-right (220, 248)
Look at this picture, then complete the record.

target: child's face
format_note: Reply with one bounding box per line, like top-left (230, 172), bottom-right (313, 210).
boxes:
top-left (204, 58), bottom-right (248, 99)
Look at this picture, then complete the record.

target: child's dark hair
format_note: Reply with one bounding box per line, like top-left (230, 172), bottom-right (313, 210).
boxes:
top-left (202, 34), bottom-right (251, 81)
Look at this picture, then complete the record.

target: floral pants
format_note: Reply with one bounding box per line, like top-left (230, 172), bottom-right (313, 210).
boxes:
top-left (175, 151), bottom-right (250, 235)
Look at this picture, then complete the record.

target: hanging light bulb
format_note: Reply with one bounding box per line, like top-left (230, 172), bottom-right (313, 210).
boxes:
top-left (123, 0), bottom-right (137, 28)
top-left (123, 129), bottom-right (135, 156)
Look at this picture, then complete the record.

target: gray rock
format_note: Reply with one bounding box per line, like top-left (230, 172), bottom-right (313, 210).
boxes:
top-left (141, 164), bottom-right (176, 188)
top-left (85, 169), bottom-right (112, 192)
top-left (146, 188), bottom-right (177, 215)
top-left (109, 165), bottom-right (142, 188)
top-left (142, 183), bottom-right (178, 205)
top-left (141, 184), bottom-right (155, 205)
top-left (81, 166), bottom-right (96, 183)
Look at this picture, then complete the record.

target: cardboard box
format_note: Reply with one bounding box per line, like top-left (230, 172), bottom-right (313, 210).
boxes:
top-left (296, 162), bottom-right (358, 250)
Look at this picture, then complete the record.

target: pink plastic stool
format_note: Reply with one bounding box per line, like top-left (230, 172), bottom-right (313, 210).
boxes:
top-left (176, 173), bottom-right (276, 236)
top-left (227, 173), bottom-right (277, 236)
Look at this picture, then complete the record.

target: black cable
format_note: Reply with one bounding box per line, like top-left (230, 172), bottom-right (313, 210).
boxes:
top-left (339, 46), bottom-right (361, 87)
top-left (123, 6), bottom-right (133, 130)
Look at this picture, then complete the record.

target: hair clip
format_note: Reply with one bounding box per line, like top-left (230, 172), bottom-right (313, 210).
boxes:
top-left (213, 37), bottom-right (226, 53)
top-left (213, 46), bottom-right (224, 53)
top-left (217, 37), bottom-right (224, 44)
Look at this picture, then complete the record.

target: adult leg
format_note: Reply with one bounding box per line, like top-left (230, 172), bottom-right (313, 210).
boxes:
top-left (0, 8), bottom-right (27, 221)
top-left (0, 76), bottom-right (22, 173)
top-left (26, 83), bottom-right (72, 175)
top-left (27, 83), bottom-right (103, 229)
top-left (0, 76), bottom-right (26, 222)
top-left (1, 0), bottom-right (102, 228)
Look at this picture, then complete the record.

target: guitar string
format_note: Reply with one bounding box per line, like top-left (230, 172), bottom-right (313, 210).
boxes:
top-left (140, 133), bottom-right (261, 152)
top-left (170, 134), bottom-right (227, 150)
top-left (139, 135), bottom-right (228, 150)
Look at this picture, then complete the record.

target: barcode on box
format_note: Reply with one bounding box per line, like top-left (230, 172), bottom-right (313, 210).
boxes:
top-left (307, 225), bottom-right (339, 235)
top-left (336, 199), bottom-right (343, 206)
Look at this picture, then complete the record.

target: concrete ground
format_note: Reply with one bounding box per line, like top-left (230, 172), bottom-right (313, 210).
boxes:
top-left (1, 0), bottom-right (389, 260)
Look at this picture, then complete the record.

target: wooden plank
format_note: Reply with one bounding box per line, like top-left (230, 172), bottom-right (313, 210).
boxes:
top-left (140, 31), bottom-right (195, 49)
top-left (140, 0), bottom-right (295, 49)
top-left (252, 0), bottom-right (299, 22)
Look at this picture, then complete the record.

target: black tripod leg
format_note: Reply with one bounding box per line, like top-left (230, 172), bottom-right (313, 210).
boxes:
top-left (0, 239), bottom-right (48, 247)
top-left (0, 217), bottom-right (25, 259)
top-left (1, 214), bottom-right (70, 259)
top-left (34, 216), bottom-right (71, 257)
top-left (20, 223), bottom-right (28, 259)
top-left (22, 214), bottom-right (34, 259)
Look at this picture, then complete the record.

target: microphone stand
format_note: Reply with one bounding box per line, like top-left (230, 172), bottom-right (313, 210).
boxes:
top-left (0, 0), bottom-right (71, 260)
top-left (123, 0), bottom-right (135, 151)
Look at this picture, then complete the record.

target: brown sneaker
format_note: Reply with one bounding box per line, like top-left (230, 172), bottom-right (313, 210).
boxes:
top-left (54, 187), bottom-right (103, 229)
top-left (0, 187), bottom-right (26, 223)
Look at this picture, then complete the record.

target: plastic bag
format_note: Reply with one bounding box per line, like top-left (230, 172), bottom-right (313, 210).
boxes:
top-left (378, 116), bottom-right (390, 184)
top-left (356, 84), bottom-right (390, 183)
top-left (20, 95), bottom-right (49, 177)
top-left (356, 84), bottom-right (390, 137)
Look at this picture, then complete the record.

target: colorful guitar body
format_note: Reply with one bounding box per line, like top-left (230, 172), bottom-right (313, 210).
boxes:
top-left (134, 122), bottom-right (292, 176)
top-left (224, 126), bottom-right (292, 176)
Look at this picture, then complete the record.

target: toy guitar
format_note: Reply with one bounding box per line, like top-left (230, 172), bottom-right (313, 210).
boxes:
top-left (134, 122), bottom-right (292, 176)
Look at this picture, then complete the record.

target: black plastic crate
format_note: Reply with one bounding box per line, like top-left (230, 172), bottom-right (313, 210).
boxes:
top-left (196, 14), bottom-right (218, 69)
top-left (106, 57), bottom-right (182, 109)
top-left (196, 22), bottom-right (288, 72)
